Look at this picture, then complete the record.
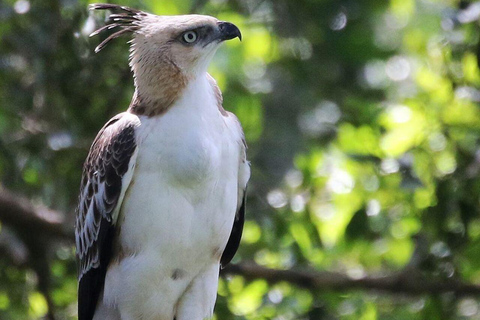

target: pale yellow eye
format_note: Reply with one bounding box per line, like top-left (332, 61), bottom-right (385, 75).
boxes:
top-left (182, 31), bottom-right (198, 44)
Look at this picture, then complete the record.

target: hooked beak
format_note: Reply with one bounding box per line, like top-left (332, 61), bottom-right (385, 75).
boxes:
top-left (217, 21), bottom-right (242, 41)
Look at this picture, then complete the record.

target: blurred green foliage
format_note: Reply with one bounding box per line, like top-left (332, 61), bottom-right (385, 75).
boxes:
top-left (2, 0), bottom-right (480, 319)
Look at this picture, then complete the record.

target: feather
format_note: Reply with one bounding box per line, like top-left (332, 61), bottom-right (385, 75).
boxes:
top-left (109, 13), bottom-right (140, 21)
top-left (89, 23), bottom-right (120, 37)
top-left (220, 191), bottom-right (246, 268)
top-left (94, 27), bottom-right (136, 53)
top-left (89, 3), bottom-right (141, 14)
top-left (75, 112), bottom-right (140, 320)
top-left (89, 3), bottom-right (146, 52)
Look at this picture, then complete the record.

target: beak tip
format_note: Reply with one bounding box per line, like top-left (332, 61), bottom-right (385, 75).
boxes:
top-left (218, 21), bottom-right (242, 42)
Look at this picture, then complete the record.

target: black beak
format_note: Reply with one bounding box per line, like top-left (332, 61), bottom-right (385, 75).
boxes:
top-left (217, 21), bottom-right (242, 41)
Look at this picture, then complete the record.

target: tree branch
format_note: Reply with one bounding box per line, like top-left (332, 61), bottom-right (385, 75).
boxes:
top-left (2, 187), bottom-right (480, 297)
top-left (0, 187), bottom-right (73, 241)
top-left (222, 263), bottom-right (480, 297)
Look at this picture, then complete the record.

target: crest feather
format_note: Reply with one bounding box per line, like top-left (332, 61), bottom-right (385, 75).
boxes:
top-left (89, 3), bottom-right (146, 53)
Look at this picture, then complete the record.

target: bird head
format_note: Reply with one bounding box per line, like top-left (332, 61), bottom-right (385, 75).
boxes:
top-left (137, 15), bottom-right (241, 74)
top-left (89, 4), bottom-right (241, 77)
top-left (89, 4), bottom-right (241, 115)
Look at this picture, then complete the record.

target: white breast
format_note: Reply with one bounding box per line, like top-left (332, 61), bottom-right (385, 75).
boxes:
top-left (102, 75), bottom-right (242, 319)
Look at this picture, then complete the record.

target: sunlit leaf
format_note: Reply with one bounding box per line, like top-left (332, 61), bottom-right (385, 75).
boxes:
top-left (28, 292), bottom-right (48, 318)
top-left (230, 280), bottom-right (268, 315)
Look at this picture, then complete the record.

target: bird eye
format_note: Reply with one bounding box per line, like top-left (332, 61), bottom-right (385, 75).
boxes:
top-left (182, 31), bottom-right (198, 44)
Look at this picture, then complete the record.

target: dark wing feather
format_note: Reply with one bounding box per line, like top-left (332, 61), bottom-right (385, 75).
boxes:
top-left (221, 134), bottom-right (249, 268)
top-left (75, 112), bottom-right (140, 320)
top-left (220, 192), bottom-right (246, 268)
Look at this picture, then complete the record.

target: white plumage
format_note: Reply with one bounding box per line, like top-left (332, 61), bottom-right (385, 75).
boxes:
top-left (100, 75), bottom-right (248, 320)
top-left (76, 4), bottom-right (249, 320)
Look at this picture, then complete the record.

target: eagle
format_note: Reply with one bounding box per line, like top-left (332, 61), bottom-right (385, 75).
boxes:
top-left (75, 4), bottom-right (250, 320)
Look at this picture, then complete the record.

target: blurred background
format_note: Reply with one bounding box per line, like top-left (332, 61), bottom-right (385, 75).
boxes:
top-left (2, 0), bottom-right (480, 319)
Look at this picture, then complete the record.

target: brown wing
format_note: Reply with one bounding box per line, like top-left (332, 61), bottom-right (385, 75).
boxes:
top-left (75, 112), bottom-right (140, 320)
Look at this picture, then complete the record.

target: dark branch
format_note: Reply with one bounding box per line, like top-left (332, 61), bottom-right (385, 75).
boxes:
top-left (0, 188), bottom-right (73, 241)
top-left (222, 262), bottom-right (480, 297)
top-left (2, 187), bottom-right (480, 297)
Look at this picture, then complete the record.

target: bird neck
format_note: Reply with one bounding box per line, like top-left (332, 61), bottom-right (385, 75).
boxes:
top-left (131, 72), bottom-right (223, 120)
top-left (128, 47), bottom-right (190, 117)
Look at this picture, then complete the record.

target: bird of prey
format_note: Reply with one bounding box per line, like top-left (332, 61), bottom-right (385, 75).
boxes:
top-left (75, 4), bottom-right (250, 320)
